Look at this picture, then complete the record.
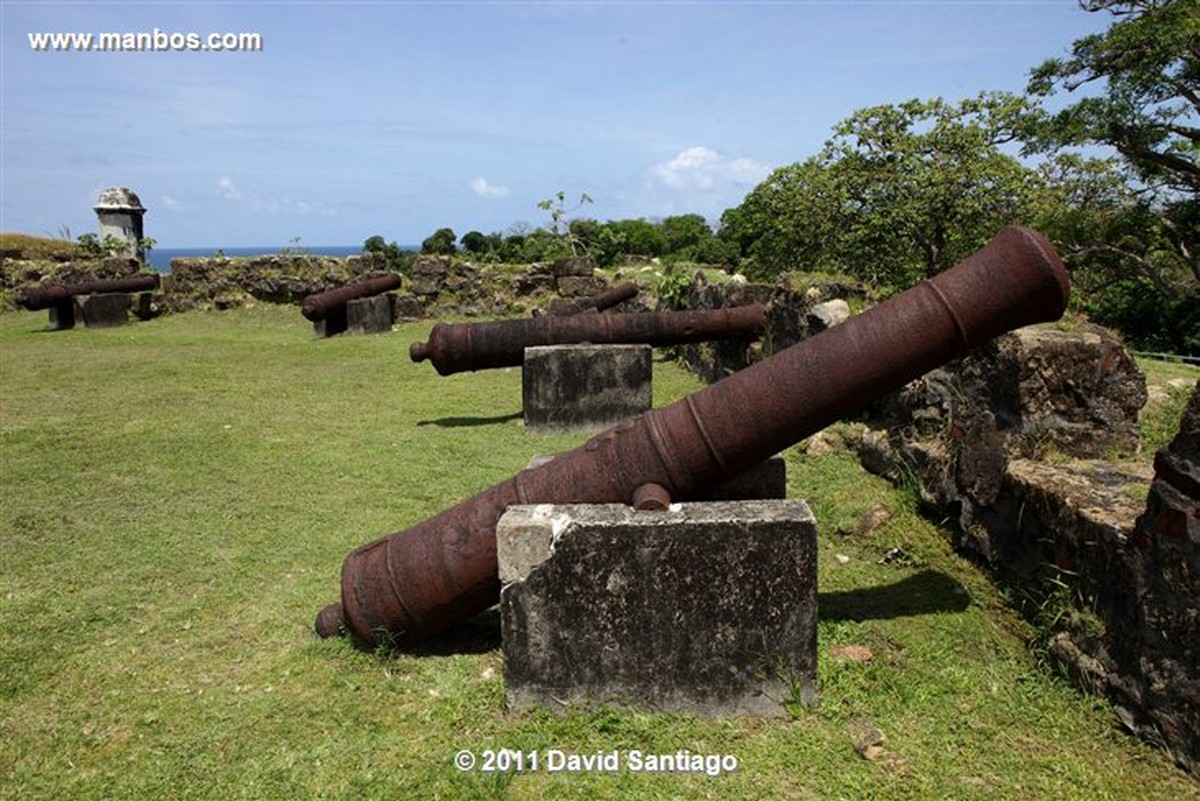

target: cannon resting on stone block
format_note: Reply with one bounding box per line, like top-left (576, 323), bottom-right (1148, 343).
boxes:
top-left (536, 282), bottom-right (640, 317)
top-left (17, 274), bottom-right (160, 311)
top-left (316, 226), bottom-right (1071, 649)
top-left (409, 304), bottom-right (767, 375)
top-left (301, 273), bottom-right (402, 336)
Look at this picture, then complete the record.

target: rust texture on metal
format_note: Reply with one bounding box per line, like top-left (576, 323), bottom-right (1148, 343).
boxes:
top-left (18, 274), bottom-right (161, 311)
top-left (549, 282), bottom-right (640, 316)
top-left (318, 226), bottom-right (1071, 649)
top-left (301, 273), bottom-right (402, 322)
top-left (409, 304), bottom-right (767, 375)
top-left (632, 482), bottom-right (672, 511)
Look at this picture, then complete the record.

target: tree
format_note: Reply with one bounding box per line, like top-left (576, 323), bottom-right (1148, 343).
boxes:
top-left (421, 227), bottom-right (457, 255)
top-left (604, 218), bottom-right (668, 259)
top-left (1025, 0), bottom-right (1198, 353)
top-left (538, 190), bottom-right (593, 256)
top-left (459, 230), bottom-right (492, 255)
top-left (728, 93), bottom-right (1046, 285)
top-left (1027, 0), bottom-right (1199, 195)
top-left (660, 214), bottom-right (711, 253)
top-left (363, 234), bottom-right (410, 273)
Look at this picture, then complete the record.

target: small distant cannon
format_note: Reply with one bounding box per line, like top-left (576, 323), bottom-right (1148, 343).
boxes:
top-left (409, 304), bottom-right (768, 375)
top-left (18, 274), bottom-right (160, 311)
top-left (18, 274), bottom-right (161, 329)
top-left (301, 273), bottom-right (402, 336)
top-left (318, 226), bottom-right (1072, 649)
top-left (538, 282), bottom-right (640, 317)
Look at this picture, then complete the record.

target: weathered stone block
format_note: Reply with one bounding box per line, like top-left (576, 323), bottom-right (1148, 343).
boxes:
top-left (346, 295), bottom-right (393, 335)
top-left (391, 293), bottom-right (425, 321)
top-left (72, 292), bottom-right (129, 328)
top-left (555, 275), bottom-right (608, 297)
top-left (131, 292), bottom-right (160, 321)
top-left (498, 501), bottom-right (817, 716)
top-left (512, 272), bottom-right (554, 296)
top-left (523, 344), bottom-right (651, 434)
top-left (551, 256), bottom-right (595, 277)
top-left (48, 300), bottom-right (75, 330)
top-left (314, 306), bottom-right (348, 337)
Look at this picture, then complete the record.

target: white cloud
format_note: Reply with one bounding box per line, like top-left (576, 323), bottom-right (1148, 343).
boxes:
top-left (251, 196), bottom-right (336, 216)
top-left (217, 177), bottom-right (335, 216)
top-left (651, 146), bottom-right (770, 192)
top-left (470, 177), bottom-right (510, 198)
top-left (218, 176), bottom-right (243, 200)
top-left (160, 194), bottom-right (184, 212)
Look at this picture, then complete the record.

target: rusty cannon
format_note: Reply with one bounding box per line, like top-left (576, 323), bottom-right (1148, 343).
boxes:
top-left (538, 282), bottom-right (640, 317)
top-left (301, 274), bottom-right (403, 322)
top-left (301, 273), bottom-right (402, 336)
top-left (410, 304), bottom-right (767, 375)
top-left (317, 226), bottom-right (1071, 649)
top-left (17, 274), bottom-right (160, 312)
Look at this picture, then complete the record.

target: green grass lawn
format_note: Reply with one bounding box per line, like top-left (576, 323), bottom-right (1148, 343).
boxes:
top-left (1, 306), bottom-right (1195, 799)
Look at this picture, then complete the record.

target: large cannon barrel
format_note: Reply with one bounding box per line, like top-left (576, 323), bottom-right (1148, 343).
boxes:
top-left (409, 304), bottom-right (768, 375)
top-left (317, 226), bottom-right (1071, 648)
top-left (18, 274), bottom-right (161, 311)
top-left (301, 274), bottom-right (402, 322)
top-left (545, 282), bottom-right (640, 316)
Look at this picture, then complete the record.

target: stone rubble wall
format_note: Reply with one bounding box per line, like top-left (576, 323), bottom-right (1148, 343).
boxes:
top-left (159, 253), bottom-right (637, 319)
top-left (858, 321), bottom-right (1198, 774)
top-left (2, 252), bottom-right (145, 298)
top-left (664, 270), bottom-right (867, 382)
top-left (665, 267), bottom-right (1200, 772)
top-left (2, 251), bottom-right (642, 319)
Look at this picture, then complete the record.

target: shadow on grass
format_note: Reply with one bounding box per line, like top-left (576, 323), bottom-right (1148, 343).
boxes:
top-left (819, 569), bottom-right (971, 621)
top-left (364, 572), bottom-right (968, 658)
top-left (402, 608), bottom-right (503, 656)
top-left (417, 411), bottom-right (523, 428)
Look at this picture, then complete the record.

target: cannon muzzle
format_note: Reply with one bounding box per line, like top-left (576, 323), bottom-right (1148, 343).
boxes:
top-left (318, 225), bottom-right (1070, 648)
top-left (18, 274), bottom-right (161, 311)
top-left (410, 304), bottom-right (768, 375)
top-left (301, 274), bottom-right (402, 322)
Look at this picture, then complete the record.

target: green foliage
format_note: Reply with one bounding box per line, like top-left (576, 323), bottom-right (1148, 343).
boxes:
top-left (100, 234), bottom-right (128, 254)
top-left (363, 234), bottom-right (412, 273)
top-left (1140, 376), bottom-right (1197, 454)
top-left (727, 93), bottom-right (1046, 288)
top-left (604, 218), bottom-right (668, 261)
top-left (76, 232), bottom-right (101, 254)
top-left (538, 190), bottom-right (593, 257)
top-left (1026, 0), bottom-right (1199, 195)
top-left (459, 230), bottom-right (495, 256)
top-left (660, 213), bottom-right (710, 253)
top-left (653, 267), bottom-right (693, 310)
top-left (280, 236), bottom-right (308, 256)
top-left (1023, 0), bottom-right (1199, 355)
top-left (421, 227), bottom-right (457, 255)
top-left (0, 232), bottom-right (82, 259)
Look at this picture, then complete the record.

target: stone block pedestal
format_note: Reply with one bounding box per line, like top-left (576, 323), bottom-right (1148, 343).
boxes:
top-left (314, 296), bottom-right (395, 337)
top-left (49, 293), bottom-right (130, 329)
top-left (347, 295), bottom-right (394, 334)
top-left (522, 344), bottom-right (652, 433)
top-left (498, 500), bottom-right (818, 716)
top-left (313, 308), bottom-right (348, 337)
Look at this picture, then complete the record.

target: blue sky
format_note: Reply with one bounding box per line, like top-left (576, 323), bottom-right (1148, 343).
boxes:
top-left (1, 1), bottom-right (1110, 248)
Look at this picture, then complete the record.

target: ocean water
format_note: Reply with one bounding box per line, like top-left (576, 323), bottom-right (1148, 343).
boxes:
top-left (147, 245), bottom-right (372, 273)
